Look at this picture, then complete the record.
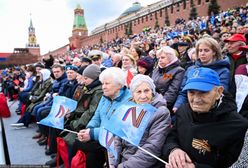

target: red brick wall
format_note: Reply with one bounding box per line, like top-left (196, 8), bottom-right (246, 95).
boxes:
top-left (81, 0), bottom-right (248, 47)
top-left (0, 53), bottom-right (38, 66)
top-left (28, 48), bottom-right (40, 57)
top-left (42, 45), bottom-right (68, 59)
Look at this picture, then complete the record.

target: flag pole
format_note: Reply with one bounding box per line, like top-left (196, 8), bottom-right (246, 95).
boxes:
top-left (137, 146), bottom-right (168, 165)
top-left (63, 129), bottom-right (78, 134)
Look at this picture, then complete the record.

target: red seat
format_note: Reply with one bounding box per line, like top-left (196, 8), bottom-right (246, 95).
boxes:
top-left (0, 93), bottom-right (11, 118)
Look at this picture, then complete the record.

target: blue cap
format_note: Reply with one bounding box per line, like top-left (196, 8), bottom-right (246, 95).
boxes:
top-left (15, 66), bottom-right (21, 71)
top-left (65, 65), bottom-right (78, 72)
top-left (182, 67), bottom-right (221, 92)
top-left (1, 69), bottom-right (7, 76)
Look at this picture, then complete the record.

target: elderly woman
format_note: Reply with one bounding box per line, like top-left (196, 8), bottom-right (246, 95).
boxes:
top-left (109, 74), bottom-right (171, 168)
top-left (152, 46), bottom-right (185, 111)
top-left (173, 36), bottom-right (230, 112)
top-left (73, 67), bottom-right (131, 168)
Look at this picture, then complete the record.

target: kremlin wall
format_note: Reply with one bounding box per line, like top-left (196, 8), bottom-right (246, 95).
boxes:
top-left (82, 0), bottom-right (247, 45)
top-left (45, 0), bottom-right (247, 58)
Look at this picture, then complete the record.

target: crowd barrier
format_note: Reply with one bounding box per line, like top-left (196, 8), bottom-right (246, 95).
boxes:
top-left (0, 117), bottom-right (10, 165)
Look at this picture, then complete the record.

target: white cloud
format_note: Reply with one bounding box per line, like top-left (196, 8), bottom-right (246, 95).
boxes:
top-left (0, 0), bottom-right (160, 55)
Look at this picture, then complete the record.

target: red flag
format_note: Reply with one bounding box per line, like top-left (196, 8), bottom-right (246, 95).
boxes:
top-left (126, 69), bottom-right (133, 88)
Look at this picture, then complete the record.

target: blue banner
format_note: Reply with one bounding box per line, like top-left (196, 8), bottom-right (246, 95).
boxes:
top-left (103, 102), bottom-right (156, 146)
top-left (39, 96), bottom-right (77, 130)
top-left (99, 127), bottom-right (118, 159)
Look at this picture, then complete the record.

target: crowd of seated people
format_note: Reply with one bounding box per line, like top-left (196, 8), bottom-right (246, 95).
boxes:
top-left (0, 5), bottom-right (248, 168)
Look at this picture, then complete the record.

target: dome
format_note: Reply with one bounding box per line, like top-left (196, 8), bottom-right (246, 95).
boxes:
top-left (120, 2), bottom-right (142, 18)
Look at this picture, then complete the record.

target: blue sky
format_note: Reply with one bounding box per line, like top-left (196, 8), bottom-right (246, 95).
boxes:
top-left (0, 0), bottom-right (160, 55)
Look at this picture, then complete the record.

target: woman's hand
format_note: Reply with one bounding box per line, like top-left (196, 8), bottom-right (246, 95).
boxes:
top-left (77, 128), bottom-right (91, 142)
top-left (166, 148), bottom-right (192, 168)
top-left (172, 107), bottom-right (178, 113)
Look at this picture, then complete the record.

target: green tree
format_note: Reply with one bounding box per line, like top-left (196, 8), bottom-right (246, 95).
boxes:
top-left (99, 36), bottom-right (103, 44)
top-left (128, 22), bottom-right (133, 35)
top-left (124, 24), bottom-right (129, 36)
top-left (208, 0), bottom-right (220, 16)
top-left (154, 19), bottom-right (160, 30)
top-left (165, 9), bottom-right (170, 26)
top-left (189, 0), bottom-right (198, 20)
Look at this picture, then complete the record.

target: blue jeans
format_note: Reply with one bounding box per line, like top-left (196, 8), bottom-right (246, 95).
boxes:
top-left (17, 91), bottom-right (30, 111)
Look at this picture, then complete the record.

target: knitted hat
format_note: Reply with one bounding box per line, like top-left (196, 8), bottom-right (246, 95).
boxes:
top-left (83, 64), bottom-right (101, 80)
top-left (130, 74), bottom-right (156, 95)
top-left (137, 56), bottom-right (154, 73)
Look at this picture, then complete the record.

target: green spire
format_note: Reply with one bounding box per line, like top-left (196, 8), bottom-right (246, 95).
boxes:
top-left (76, 4), bottom-right (81, 9)
top-left (73, 4), bottom-right (87, 30)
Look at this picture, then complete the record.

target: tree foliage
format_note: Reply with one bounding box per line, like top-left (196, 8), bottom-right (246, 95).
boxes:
top-left (165, 9), bottom-right (170, 26)
top-left (189, 0), bottom-right (198, 20)
top-left (208, 0), bottom-right (220, 16)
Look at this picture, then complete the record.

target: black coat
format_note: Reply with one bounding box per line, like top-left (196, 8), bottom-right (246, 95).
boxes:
top-left (60, 79), bottom-right (78, 99)
top-left (163, 94), bottom-right (248, 168)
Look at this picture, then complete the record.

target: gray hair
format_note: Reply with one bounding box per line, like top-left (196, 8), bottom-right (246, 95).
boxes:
top-left (99, 67), bottom-right (125, 87)
top-left (130, 74), bottom-right (156, 96)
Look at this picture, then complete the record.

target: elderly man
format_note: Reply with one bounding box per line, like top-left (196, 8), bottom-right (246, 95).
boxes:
top-left (163, 67), bottom-right (248, 168)
top-left (224, 34), bottom-right (247, 88)
top-left (88, 50), bottom-right (103, 66)
top-left (224, 33), bottom-right (247, 98)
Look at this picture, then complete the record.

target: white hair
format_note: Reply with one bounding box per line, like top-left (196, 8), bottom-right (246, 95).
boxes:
top-left (130, 74), bottom-right (156, 95)
top-left (156, 46), bottom-right (178, 66)
top-left (156, 46), bottom-right (177, 59)
top-left (99, 67), bottom-right (125, 87)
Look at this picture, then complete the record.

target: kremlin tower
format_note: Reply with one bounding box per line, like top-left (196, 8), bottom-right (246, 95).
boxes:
top-left (26, 16), bottom-right (40, 56)
top-left (69, 4), bottom-right (88, 50)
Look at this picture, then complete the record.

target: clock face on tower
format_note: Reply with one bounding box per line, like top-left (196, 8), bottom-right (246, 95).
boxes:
top-left (29, 36), bottom-right (36, 44)
top-left (29, 28), bottom-right (34, 33)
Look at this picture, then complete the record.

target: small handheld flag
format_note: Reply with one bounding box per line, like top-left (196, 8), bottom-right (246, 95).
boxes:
top-left (39, 96), bottom-right (77, 130)
top-left (103, 101), bottom-right (156, 146)
top-left (126, 70), bottom-right (134, 88)
top-left (99, 127), bottom-right (118, 159)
